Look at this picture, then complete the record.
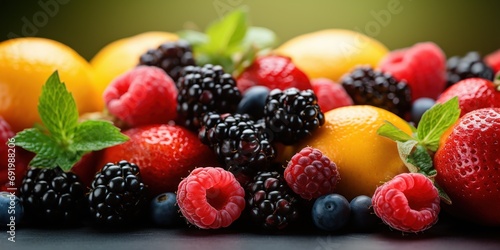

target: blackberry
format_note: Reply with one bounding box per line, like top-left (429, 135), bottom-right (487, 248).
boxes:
top-left (138, 40), bottom-right (196, 82)
top-left (341, 66), bottom-right (412, 118)
top-left (87, 161), bottom-right (148, 225)
top-left (177, 64), bottom-right (242, 130)
top-left (263, 88), bottom-right (324, 145)
top-left (20, 167), bottom-right (85, 225)
top-left (246, 171), bottom-right (299, 230)
top-left (446, 51), bottom-right (494, 87)
top-left (199, 113), bottom-right (275, 177)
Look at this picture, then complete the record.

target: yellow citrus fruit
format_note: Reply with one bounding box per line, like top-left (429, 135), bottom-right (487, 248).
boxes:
top-left (0, 37), bottom-right (99, 132)
top-left (90, 31), bottom-right (178, 102)
top-left (275, 29), bottom-right (389, 82)
top-left (296, 105), bottom-right (412, 200)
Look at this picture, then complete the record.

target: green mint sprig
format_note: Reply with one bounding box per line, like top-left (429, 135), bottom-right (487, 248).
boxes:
top-left (13, 71), bottom-right (128, 171)
top-left (377, 97), bottom-right (460, 204)
top-left (177, 8), bottom-right (278, 75)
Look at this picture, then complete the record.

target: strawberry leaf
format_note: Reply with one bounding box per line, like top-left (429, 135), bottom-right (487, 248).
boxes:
top-left (416, 97), bottom-right (460, 151)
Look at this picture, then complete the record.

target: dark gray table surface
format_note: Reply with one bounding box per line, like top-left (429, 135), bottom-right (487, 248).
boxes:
top-left (2, 215), bottom-right (500, 250)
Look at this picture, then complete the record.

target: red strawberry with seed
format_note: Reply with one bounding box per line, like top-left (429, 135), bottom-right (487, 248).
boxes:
top-left (99, 124), bottom-right (219, 196)
top-left (236, 55), bottom-right (312, 94)
top-left (485, 49), bottom-right (500, 74)
top-left (434, 108), bottom-right (500, 226)
top-left (310, 78), bottom-right (353, 113)
top-left (379, 42), bottom-right (447, 101)
top-left (103, 65), bottom-right (178, 127)
top-left (372, 173), bottom-right (440, 233)
top-left (177, 167), bottom-right (245, 229)
top-left (436, 78), bottom-right (500, 117)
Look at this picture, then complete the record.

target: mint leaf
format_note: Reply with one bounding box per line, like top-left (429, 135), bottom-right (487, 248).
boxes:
top-left (205, 8), bottom-right (247, 53)
top-left (14, 71), bottom-right (128, 172)
top-left (406, 144), bottom-right (436, 177)
top-left (377, 121), bottom-right (414, 142)
top-left (435, 182), bottom-right (452, 205)
top-left (177, 30), bottom-right (208, 47)
top-left (242, 26), bottom-right (279, 52)
top-left (396, 140), bottom-right (419, 173)
top-left (417, 97), bottom-right (460, 151)
top-left (38, 71), bottom-right (78, 143)
top-left (13, 128), bottom-right (61, 163)
top-left (71, 120), bottom-right (128, 152)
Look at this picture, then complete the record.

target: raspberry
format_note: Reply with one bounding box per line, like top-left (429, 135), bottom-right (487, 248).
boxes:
top-left (310, 78), bottom-right (353, 113)
top-left (103, 66), bottom-right (178, 127)
top-left (379, 42), bottom-right (447, 101)
top-left (485, 49), bottom-right (500, 74)
top-left (284, 147), bottom-right (340, 200)
top-left (372, 173), bottom-right (440, 233)
top-left (176, 167), bottom-right (245, 229)
top-left (236, 55), bottom-right (313, 94)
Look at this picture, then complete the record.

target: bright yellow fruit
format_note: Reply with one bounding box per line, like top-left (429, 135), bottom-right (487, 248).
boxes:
top-left (90, 31), bottom-right (178, 104)
top-left (296, 105), bottom-right (412, 200)
top-left (275, 29), bottom-right (389, 82)
top-left (0, 37), bottom-right (99, 132)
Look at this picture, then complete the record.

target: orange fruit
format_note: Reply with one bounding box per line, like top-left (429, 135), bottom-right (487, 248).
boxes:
top-left (275, 29), bottom-right (389, 82)
top-left (0, 37), bottom-right (99, 132)
top-left (295, 105), bottom-right (412, 200)
top-left (90, 31), bottom-right (178, 104)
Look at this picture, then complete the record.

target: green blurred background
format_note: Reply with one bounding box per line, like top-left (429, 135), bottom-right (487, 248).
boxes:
top-left (1, 0), bottom-right (499, 60)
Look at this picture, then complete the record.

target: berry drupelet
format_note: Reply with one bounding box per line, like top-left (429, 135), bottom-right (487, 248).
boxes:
top-left (87, 161), bottom-right (148, 226)
top-left (341, 66), bottom-right (412, 119)
top-left (199, 112), bottom-right (276, 177)
top-left (138, 40), bottom-right (196, 82)
top-left (177, 64), bottom-right (242, 130)
top-left (263, 88), bottom-right (325, 145)
top-left (246, 171), bottom-right (299, 230)
top-left (20, 167), bottom-right (86, 225)
top-left (446, 51), bottom-right (494, 87)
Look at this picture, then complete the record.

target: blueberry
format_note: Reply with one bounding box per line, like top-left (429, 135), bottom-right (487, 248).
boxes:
top-left (349, 195), bottom-right (380, 231)
top-left (236, 86), bottom-right (270, 119)
top-left (411, 97), bottom-right (436, 124)
top-left (312, 194), bottom-right (350, 231)
top-left (0, 192), bottom-right (24, 228)
top-left (150, 192), bottom-right (181, 227)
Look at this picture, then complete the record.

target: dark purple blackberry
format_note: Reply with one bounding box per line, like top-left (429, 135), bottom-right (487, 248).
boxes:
top-left (246, 171), bottom-right (299, 230)
top-left (341, 66), bottom-right (412, 119)
top-left (138, 40), bottom-right (196, 82)
top-left (177, 64), bottom-right (242, 130)
top-left (19, 167), bottom-right (86, 225)
top-left (87, 160), bottom-right (148, 225)
top-left (199, 112), bottom-right (275, 177)
top-left (446, 51), bottom-right (494, 87)
top-left (263, 88), bottom-right (324, 145)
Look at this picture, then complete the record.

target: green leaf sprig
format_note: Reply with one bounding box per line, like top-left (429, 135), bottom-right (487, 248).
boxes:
top-left (177, 8), bottom-right (278, 76)
top-left (377, 97), bottom-right (460, 204)
top-left (13, 71), bottom-right (128, 171)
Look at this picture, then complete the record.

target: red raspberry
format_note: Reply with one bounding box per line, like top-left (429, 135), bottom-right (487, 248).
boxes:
top-left (372, 173), bottom-right (440, 233)
top-left (0, 117), bottom-right (29, 193)
top-left (379, 42), bottom-right (447, 102)
top-left (485, 49), bottom-right (500, 74)
top-left (177, 167), bottom-right (246, 229)
top-left (103, 66), bottom-right (178, 127)
top-left (284, 147), bottom-right (340, 200)
top-left (236, 55), bottom-right (312, 94)
top-left (311, 78), bottom-right (353, 113)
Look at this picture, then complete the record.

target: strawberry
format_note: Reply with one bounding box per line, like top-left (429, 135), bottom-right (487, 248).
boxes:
top-left (236, 55), bottom-right (312, 94)
top-left (71, 150), bottom-right (104, 188)
top-left (99, 124), bottom-right (219, 196)
top-left (434, 108), bottom-right (500, 226)
top-left (311, 78), bottom-right (353, 113)
top-left (379, 42), bottom-right (447, 101)
top-left (436, 78), bottom-right (500, 117)
top-left (485, 49), bottom-right (500, 74)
